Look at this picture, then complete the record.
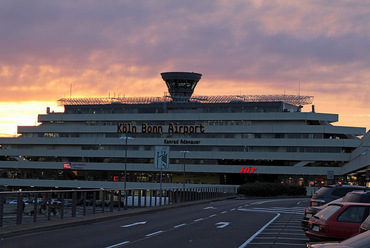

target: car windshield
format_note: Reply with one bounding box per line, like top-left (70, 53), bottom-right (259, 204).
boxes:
top-left (313, 205), bottom-right (341, 221)
top-left (343, 193), bottom-right (363, 202)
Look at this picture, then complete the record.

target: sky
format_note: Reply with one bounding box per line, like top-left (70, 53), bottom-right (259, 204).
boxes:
top-left (0, 0), bottom-right (369, 137)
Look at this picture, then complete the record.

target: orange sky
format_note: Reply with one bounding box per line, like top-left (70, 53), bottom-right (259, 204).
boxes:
top-left (0, 1), bottom-right (369, 136)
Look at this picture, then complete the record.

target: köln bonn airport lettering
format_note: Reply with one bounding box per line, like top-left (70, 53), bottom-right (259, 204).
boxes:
top-left (117, 122), bottom-right (205, 136)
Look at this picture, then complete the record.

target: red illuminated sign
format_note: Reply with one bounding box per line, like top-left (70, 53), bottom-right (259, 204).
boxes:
top-left (63, 162), bottom-right (72, 169)
top-left (240, 168), bottom-right (257, 173)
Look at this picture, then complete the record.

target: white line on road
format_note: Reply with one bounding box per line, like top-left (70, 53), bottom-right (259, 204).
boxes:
top-left (254, 237), bottom-right (307, 241)
top-left (194, 218), bottom-right (204, 222)
top-left (121, 221), bottom-right (147, 228)
top-left (276, 237), bottom-right (308, 240)
top-left (249, 242), bottom-right (304, 246)
top-left (105, 241), bottom-right (130, 248)
top-left (174, 223), bottom-right (186, 228)
top-left (209, 214), bottom-right (217, 218)
top-left (238, 213), bottom-right (280, 248)
top-left (280, 232), bottom-right (307, 236)
top-left (274, 242), bottom-right (308, 246)
top-left (215, 222), bottom-right (230, 228)
top-left (221, 211), bottom-right (227, 214)
top-left (145, 230), bottom-right (164, 237)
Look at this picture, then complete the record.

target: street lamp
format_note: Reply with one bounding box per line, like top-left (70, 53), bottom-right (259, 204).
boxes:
top-left (120, 136), bottom-right (134, 189)
top-left (180, 151), bottom-right (189, 188)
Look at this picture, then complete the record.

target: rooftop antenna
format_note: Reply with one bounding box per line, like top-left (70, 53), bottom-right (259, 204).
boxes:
top-left (70, 83), bottom-right (72, 98)
top-left (297, 81), bottom-right (301, 105)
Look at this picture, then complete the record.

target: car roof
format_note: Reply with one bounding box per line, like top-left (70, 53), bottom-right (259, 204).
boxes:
top-left (323, 184), bottom-right (368, 188)
top-left (345, 190), bottom-right (370, 195)
top-left (329, 202), bottom-right (370, 207)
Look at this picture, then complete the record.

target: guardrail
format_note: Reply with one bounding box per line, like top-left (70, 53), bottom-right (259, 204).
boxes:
top-left (0, 186), bottom-right (237, 227)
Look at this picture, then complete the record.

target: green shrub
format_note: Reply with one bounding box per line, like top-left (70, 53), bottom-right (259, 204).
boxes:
top-left (237, 182), bottom-right (306, 197)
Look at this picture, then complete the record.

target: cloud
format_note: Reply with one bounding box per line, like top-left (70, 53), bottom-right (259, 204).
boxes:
top-left (0, 0), bottom-right (369, 132)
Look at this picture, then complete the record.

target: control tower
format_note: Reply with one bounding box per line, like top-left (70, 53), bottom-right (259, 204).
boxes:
top-left (161, 72), bottom-right (202, 103)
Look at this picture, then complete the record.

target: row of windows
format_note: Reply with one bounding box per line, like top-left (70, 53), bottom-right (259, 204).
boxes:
top-left (45, 120), bottom-right (310, 127)
top-left (23, 132), bottom-right (328, 139)
top-left (3, 145), bottom-right (349, 153)
top-left (0, 157), bottom-right (346, 167)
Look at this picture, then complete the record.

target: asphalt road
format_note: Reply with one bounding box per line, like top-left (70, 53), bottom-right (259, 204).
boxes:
top-left (0, 197), bottom-right (310, 248)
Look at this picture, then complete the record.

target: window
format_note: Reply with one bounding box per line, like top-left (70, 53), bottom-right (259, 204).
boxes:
top-left (314, 205), bottom-right (341, 221)
top-left (337, 206), bottom-right (367, 223)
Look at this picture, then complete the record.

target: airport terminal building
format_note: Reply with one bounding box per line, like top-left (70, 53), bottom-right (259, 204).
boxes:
top-left (0, 72), bottom-right (369, 190)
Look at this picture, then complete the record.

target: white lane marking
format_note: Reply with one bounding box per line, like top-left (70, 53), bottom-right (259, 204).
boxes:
top-left (221, 211), bottom-right (227, 214)
top-left (238, 208), bottom-right (305, 214)
top-left (274, 242), bottom-right (309, 246)
top-left (250, 200), bottom-right (281, 205)
top-left (105, 241), bottom-right (130, 248)
top-left (230, 208), bottom-right (236, 211)
top-left (209, 214), bottom-right (216, 218)
top-left (238, 213), bottom-right (280, 248)
top-left (215, 222), bottom-right (230, 228)
top-left (276, 237), bottom-right (309, 240)
top-left (204, 206), bottom-right (216, 209)
top-left (194, 218), bottom-right (204, 222)
top-left (280, 232), bottom-right (307, 236)
top-left (174, 223), bottom-right (186, 228)
top-left (255, 237), bottom-right (308, 240)
top-left (145, 230), bottom-right (164, 237)
top-left (121, 221), bottom-right (147, 228)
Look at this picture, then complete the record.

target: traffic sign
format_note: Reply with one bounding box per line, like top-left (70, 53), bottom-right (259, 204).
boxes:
top-left (154, 146), bottom-right (170, 169)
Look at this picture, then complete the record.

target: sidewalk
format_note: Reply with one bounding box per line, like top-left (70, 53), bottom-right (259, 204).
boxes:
top-left (0, 196), bottom-right (235, 239)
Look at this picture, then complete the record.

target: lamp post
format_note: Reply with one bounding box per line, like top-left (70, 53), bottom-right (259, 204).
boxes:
top-left (180, 151), bottom-right (189, 189)
top-left (120, 136), bottom-right (134, 189)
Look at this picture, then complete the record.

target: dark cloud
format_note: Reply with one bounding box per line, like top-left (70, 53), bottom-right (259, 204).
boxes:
top-left (0, 0), bottom-right (369, 102)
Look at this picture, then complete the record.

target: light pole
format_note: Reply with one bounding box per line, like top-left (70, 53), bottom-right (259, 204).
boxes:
top-left (120, 136), bottom-right (134, 189)
top-left (180, 151), bottom-right (189, 189)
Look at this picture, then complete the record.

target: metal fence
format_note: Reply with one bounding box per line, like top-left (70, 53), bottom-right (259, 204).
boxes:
top-left (0, 186), bottom-right (237, 227)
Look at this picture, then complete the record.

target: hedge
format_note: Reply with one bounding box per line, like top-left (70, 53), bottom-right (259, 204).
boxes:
top-left (237, 182), bottom-right (306, 197)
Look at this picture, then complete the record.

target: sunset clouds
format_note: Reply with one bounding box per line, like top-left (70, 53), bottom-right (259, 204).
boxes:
top-left (0, 0), bottom-right (369, 135)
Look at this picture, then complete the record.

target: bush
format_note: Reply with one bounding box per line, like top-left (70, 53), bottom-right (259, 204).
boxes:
top-left (237, 182), bottom-right (306, 197)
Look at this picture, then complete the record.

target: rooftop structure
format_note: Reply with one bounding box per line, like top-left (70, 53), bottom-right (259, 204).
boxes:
top-left (58, 71), bottom-right (313, 107)
top-left (57, 94), bottom-right (313, 107)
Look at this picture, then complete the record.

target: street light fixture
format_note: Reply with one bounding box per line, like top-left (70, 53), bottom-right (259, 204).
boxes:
top-left (120, 136), bottom-right (134, 189)
top-left (180, 151), bottom-right (189, 189)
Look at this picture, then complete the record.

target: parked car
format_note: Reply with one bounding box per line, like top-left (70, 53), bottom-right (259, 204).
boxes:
top-left (303, 190), bottom-right (370, 231)
top-left (310, 185), bottom-right (368, 207)
top-left (51, 199), bottom-right (62, 206)
top-left (301, 198), bottom-right (343, 231)
top-left (306, 230), bottom-right (370, 248)
top-left (32, 198), bottom-right (46, 204)
top-left (306, 202), bottom-right (370, 241)
top-left (360, 214), bottom-right (370, 233)
top-left (8, 200), bottom-right (29, 205)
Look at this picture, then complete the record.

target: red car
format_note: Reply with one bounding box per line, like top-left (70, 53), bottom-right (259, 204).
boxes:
top-left (306, 202), bottom-right (370, 241)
